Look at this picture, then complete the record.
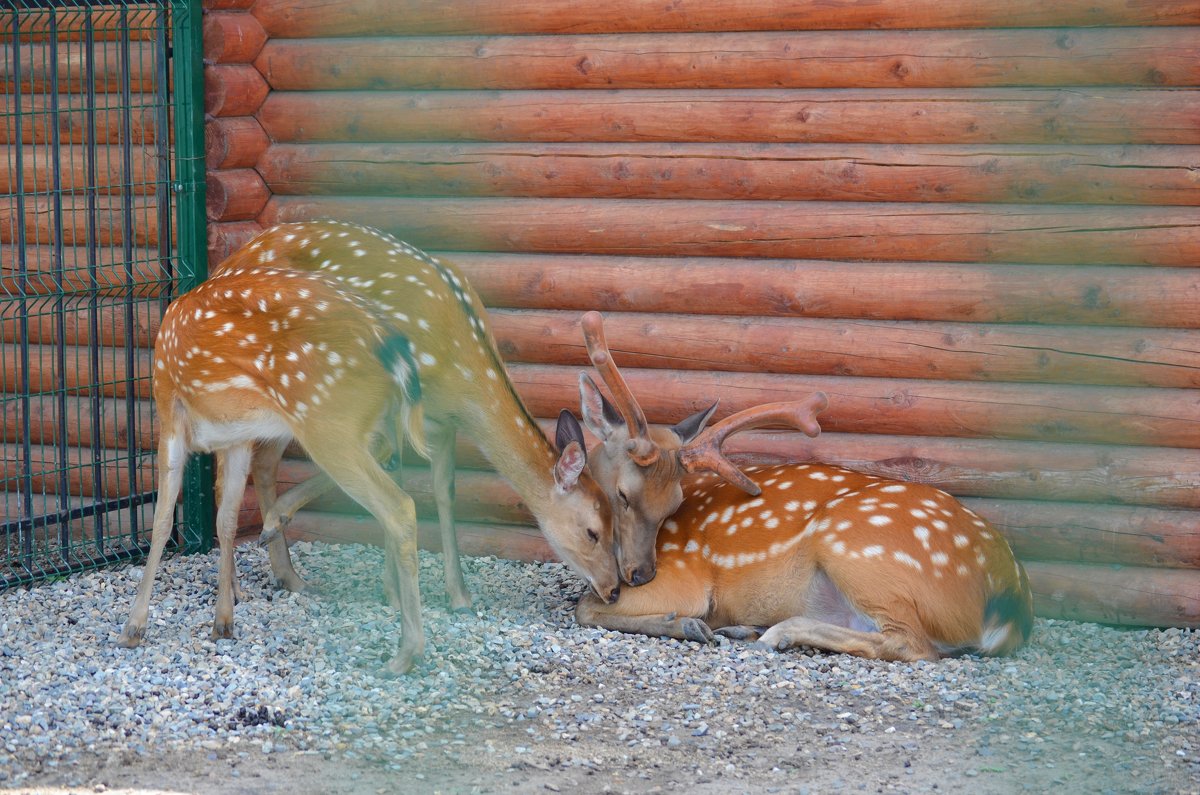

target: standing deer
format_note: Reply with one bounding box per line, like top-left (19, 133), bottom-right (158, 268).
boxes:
top-left (212, 221), bottom-right (620, 615)
top-left (573, 313), bottom-right (1033, 660)
top-left (119, 255), bottom-right (620, 677)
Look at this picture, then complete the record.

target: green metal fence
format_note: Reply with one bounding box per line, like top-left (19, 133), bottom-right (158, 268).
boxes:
top-left (2, 0), bottom-right (207, 588)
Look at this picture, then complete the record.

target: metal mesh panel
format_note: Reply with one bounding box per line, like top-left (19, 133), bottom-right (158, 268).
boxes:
top-left (2, 0), bottom-right (204, 587)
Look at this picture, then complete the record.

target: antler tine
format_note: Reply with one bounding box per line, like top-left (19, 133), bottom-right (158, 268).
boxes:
top-left (677, 393), bottom-right (829, 496)
top-left (580, 311), bottom-right (658, 465)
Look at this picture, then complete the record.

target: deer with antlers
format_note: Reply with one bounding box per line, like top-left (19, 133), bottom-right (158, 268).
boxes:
top-left (118, 224), bottom-right (621, 675)
top-left (573, 312), bottom-right (1034, 660)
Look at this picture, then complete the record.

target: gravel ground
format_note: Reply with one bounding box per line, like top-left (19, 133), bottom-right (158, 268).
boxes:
top-left (1, 541), bottom-right (1197, 794)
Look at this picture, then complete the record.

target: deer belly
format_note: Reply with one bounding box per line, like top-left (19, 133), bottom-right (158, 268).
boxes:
top-left (801, 568), bottom-right (881, 633)
top-left (188, 410), bottom-right (294, 452)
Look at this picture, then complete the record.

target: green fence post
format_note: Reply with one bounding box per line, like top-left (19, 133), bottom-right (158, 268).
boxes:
top-left (172, 0), bottom-right (213, 554)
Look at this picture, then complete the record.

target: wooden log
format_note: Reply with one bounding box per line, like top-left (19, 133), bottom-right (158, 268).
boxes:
top-left (0, 94), bottom-right (160, 145)
top-left (258, 142), bottom-right (1200, 206)
top-left (1025, 561), bottom-right (1199, 628)
top-left (257, 455), bottom-right (1200, 566)
top-left (1, 9), bottom-right (162, 41)
top-left (3, 296), bottom-right (161, 349)
top-left (2, 495), bottom-right (157, 553)
top-left (208, 220), bottom-right (263, 267)
top-left (206, 168), bottom-right (271, 222)
top-left (251, 0), bottom-right (1200, 37)
top-left (205, 116), bottom-right (270, 170)
top-left (203, 0), bottom-right (258, 11)
top-left (505, 364), bottom-right (1200, 448)
top-left (204, 63), bottom-right (269, 118)
top-left (268, 514), bottom-right (1200, 629)
top-left (1, 395), bottom-right (155, 452)
top-left (2, 41), bottom-right (158, 93)
top-left (488, 309), bottom-right (1200, 388)
top-left (256, 89), bottom-right (1200, 146)
top-left (5, 344), bottom-right (153, 400)
top-left (203, 12), bottom-right (267, 64)
top-left (255, 29), bottom-right (1200, 91)
top-left (260, 197), bottom-right (1200, 267)
top-left (0, 196), bottom-right (163, 247)
top-left (447, 254), bottom-right (1200, 328)
top-left (1, 246), bottom-right (170, 298)
top-left (1, 444), bottom-right (155, 500)
top-left (968, 500), bottom-right (1200, 570)
top-left (0, 145), bottom-right (157, 195)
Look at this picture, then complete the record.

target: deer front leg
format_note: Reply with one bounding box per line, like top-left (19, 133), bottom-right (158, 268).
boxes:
top-left (575, 575), bottom-right (715, 644)
top-left (252, 439), bottom-right (309, 593)
top-left (212, 444), bottom-right (253, 641)
top-left (118, 424), bottom-right (187, 648)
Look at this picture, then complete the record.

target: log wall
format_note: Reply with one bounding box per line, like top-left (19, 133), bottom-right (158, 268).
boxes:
top-left (238, 0), bottom-right (1200, 627)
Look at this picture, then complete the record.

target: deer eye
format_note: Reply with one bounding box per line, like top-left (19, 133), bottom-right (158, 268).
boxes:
top-left (617, 489), bottom-right (629, 508)
top-left (587, 528), bottom-right (599, 544)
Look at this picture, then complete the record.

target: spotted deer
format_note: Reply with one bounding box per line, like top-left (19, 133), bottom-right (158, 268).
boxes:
top-left (119, 259), bottom-right (619, 678)
top-left (210, 221), bottom-right (620, 616)
top-left (576, 310), bottom-right (825, 585)
top-left (573, 316), bottom-right (1033, 660)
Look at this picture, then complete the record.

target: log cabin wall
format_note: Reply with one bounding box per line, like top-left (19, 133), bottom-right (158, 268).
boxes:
top-left (231, 0), bottom-right (1199, 627)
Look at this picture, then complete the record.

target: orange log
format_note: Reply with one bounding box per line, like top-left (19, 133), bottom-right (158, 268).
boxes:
top-left (2, 41), bottom-right (159, 93)
top-left (1026, 561), bottom-right (1200, 628)
top-left (256, 29), bottom-right (1200, 90)
top-left (0, 196), bottom-right (163, 247)
top-left (5, 296), bottom-right (162, 349)
top-left (203, 0), bottom-right (258, 10)
top-left (205, 116), bottom-right (270, 170)
top-left (251, 0), bottom-right (1200, 36)
top-left (206, 168), bottom-right (271, 222)
top-left (0, 94), bottom-right (160, 145)
top-left (1, 246), bottom-right (170, 298)
top-left (203, 12), bottom-right (267, 64)
top-left (488, 309), bottom-right (1200, 388)
top-left (258, 142), bottom-right (1200, 206)
top-left (260, 196), bottom-right (1200, 267)
top-left (256, 89), bottom-right (1200, 146)
top-left (1, 444), bottom-right (155, 500)
top-left (505, 364), bottom-right (1200, 448)
top-left (1, 396), bottom-right (156, 452)
top-left (207, 220), bottom-right (263, 267)
top-left (448, 254), bottom-right (1200, 328)
top-left (0, 145), bottom-right (157, 195)
top-left (6, 344), bottom-right (153, 400)
top-left (1, 9), bottom-right (162, 41)
top-left (204, 63), bottom-right (269, 118)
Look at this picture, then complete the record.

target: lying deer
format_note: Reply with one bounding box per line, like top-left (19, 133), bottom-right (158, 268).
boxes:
top-left (573, 313), bottom-right (1034, 660)
top-left (120, 248), bottom-right (620, 676)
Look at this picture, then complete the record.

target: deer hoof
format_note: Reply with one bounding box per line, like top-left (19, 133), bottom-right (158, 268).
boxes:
top-left (714, 625), bottom-right (766, 642)
top-left (680, 617), bottom-right (715, 644)
top-left (211, 621), bottom-right (235, 641)
top-left (116, 625), bottom-right (145, 648)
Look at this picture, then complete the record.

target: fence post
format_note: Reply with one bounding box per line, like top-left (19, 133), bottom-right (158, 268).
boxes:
top-left (172, 0), bottom-right (213, 554)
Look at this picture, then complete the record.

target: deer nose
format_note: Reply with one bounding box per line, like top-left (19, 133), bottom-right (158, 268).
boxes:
top-left (604, 583), bottom-right (621, 604)
top-left (627, 564), bottom-right (656, 587)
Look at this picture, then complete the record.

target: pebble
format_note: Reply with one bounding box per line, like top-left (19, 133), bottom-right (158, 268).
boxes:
top-left (0, 542), bottom-right (1196, 790)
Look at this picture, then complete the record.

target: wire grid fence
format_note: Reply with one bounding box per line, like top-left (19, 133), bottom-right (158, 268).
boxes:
top-left (2, 0), bottom-right (205, 588)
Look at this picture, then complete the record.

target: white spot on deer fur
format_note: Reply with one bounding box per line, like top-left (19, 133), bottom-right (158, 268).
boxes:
top-left (720, 507), bottom-right (735, 524)
top-left (808, 471), bottom-right (828, 481)
top-left (418, 319), bottom-right (431, 331)
top-left (868, 515), bottom-right (892, 527)
top-left (740, 516), bottom-right (753, 528)
top-left (777, 481), bottom-right (794, 489)
top-left (486, 368), bottom-right (498, 381)
top-left (893, 551), bottom-right (923, 571)
top-left (931, 552), bottom-right (949, 566)
top-left (913, 525), bottom-right (931, 548)
top-left (880, 484), bottom-right (906, 493)
top-left (785, 500), bottom-right (801, 512)
top-left (932, 519), bottom-right (948, 531)
top-left (419, 353), bottom-right (437, 366)
top-left (957, 564), bottom-right (970, 576)
top-left (765, 517), bottom-right (780, 529)
top-left (725, 524), bottom-right (739, 536)
top-left (355, 249), bottom-right (367, 257)
top-left (280, 374), bottom-right (290, 388)
top-left (910, 508), bottom-right (928, 519)
top-left (953, 534), bottom-right (970, 548)
top-left (921, 499), bottom-right (939, 509)
top-left (831, 474), bottom-right (846, 482)
top-left (763, 479), bottom-right (777, 487)
top-left (862, 545), bottom-right (884, 559)
top-left (831, 541), bottom-right (846, 555)
top-left (835, 520), bottom-right (852, 531)
top-left (663, 519), bottom-right (678, 533)
top-left (327, 351), bottom-right (342, 365)
top-left (660, 543), bottom-right (680, 552)
top-left (976, 550), bottom-right (988, 567)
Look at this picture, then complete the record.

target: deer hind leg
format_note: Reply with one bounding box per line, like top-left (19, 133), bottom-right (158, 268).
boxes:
top-left (118, 417), bottom-right (187, 648)
top-left (212, 443), bottom-right (253, 640)
top-left (306, 443), bottom-right (424, 676)
top-left (251, 438), bottom-right (309, 593)
top-left (757, 615), bottom-right (938, 662)
top-left (575, 571), bottom-right (714, 644)
top-left (427, 421), bottom-right (471, 613)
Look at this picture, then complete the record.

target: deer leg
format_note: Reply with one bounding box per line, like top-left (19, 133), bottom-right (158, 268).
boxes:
top-left (251, 439), bottom-right (309, 593)
top-left (575, 574), bottom-right (714, 644)
top-left (118, 421), bottom-right (187, 648)
top-left (756, 615), bottom-right (939, 662)
top-left (713, 625), bottom-right (770, 642)
top-left (428, 421), bottom-right (471, 613)
top-left (307, 444), bottom-right (424, 676)
top-left (212, 443), bottom-right (252, 641)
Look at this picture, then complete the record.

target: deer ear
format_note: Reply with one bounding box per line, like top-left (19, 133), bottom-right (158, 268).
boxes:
top-left (578, 373), bottom-right (622, 441)
top-left (554, 441), bottom-right (587, 492)
top-left (670, 400), bottom-right (719, 445)
top-left (555, 408), bottom-right (587, 453)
